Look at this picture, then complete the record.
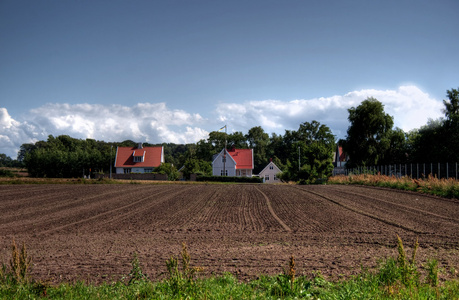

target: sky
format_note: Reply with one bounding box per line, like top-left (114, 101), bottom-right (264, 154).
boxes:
top-left (1, 0), bottom-right (458, 159)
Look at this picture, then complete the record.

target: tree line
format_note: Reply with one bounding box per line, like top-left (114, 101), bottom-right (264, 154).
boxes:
top-left (343, 87), bottom-right (459, 168)
top-left (2, 87), bottom-right (457, 182)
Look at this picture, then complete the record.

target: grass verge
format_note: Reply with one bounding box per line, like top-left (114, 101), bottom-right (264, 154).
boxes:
top-left (328, 173), bottom-right (459, 199)
top-left (1, 238), bottom-right (458, 299)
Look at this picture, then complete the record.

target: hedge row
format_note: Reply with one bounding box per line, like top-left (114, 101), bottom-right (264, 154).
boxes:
top-left (196, 175), bottom-right (263, 183)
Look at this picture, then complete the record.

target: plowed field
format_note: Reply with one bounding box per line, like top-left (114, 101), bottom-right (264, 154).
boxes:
top-left (1, 184), bottom-right (458, 283)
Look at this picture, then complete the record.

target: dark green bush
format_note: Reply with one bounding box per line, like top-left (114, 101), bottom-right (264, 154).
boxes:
top-left (196, 175), bottom-right (263, 183)
top-left (0, 169), bottom-right (15, 178)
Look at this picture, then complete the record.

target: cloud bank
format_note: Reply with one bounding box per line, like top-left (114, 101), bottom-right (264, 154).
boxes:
top-left (0, 85), bottom-right (444, 159)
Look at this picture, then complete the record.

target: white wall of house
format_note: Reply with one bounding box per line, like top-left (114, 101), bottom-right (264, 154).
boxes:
top-left (235, 169), bottom-right (253, 177)
top-left (115, 167), bottom-right (154, 174)
top-left (212, 150), bottom-right (237, 176)
top-left (259, 162), bottom-right (282, 183)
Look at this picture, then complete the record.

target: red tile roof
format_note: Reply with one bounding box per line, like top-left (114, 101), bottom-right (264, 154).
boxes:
top-left (227, 148), bottom-right (253, 169)
top-left (115, 146), bottom-right (163, 168)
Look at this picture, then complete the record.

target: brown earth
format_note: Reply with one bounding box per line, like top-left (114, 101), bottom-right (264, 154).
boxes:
top-left (0, 183), bottom-right (458, 284)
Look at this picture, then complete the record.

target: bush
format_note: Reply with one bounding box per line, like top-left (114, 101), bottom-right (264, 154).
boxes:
top-left (196, 175), bottom-right (263, 183)
top-left (0, 169), bottom-right (15, 178)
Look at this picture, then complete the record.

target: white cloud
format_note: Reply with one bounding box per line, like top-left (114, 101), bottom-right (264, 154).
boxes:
top-left (0, 108), bottom-right (43, 158)
top-left (216, 85), bottom-right (444, 138)
top-left (0, 103), bottom-right (210, 158)
top-left (0, 85), bottom-right (445, 159)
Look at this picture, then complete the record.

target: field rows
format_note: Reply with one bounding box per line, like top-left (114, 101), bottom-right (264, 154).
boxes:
top-left (0, 184), bottom-right (458, 283)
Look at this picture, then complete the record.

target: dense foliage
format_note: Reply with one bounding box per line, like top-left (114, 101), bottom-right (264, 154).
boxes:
top-left (278, 121), bottom-right (335, 183)
top-left (197, 175), bottom-right (263, 183)
top-left (22, 135), bottom-right (113, 178)
top-left (0, 153), bottom-right (22, 168)
top-left (343, 97), bottom-right (395, 168)
top-left (343, 87), bottom-right (459, 168)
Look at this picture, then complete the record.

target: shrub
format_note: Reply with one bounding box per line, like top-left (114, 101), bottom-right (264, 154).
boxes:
top-left (0, 169), bottom-right (15, 178)
top-left (197, 175), bottom-right (263, 183)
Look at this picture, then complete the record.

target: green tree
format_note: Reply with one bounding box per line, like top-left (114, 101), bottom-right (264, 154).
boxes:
top-left (227, 131), bottom-right (248, 149)
top-left (23, 135), bottom-right (114, 178)
top-left (0, 154), bottom-right (13, 167)
top-left (246, 126), bottom-right (270, 173)
top-left (379, 128), bottom-right (408, 164)
top-left (154, 163), bottom-right (179, 181)
top-left (279, 121), bottom-right (335, 183)
top-left (344, 98), bottom-right (394, 167)
top-left (182, 158), bottom-right (212, 179)
top-left (208, 131), bottom-right (227, 151)
top-left (17, 143), bottom-right (35, 163)
top-left (407, 88), bottom-right (459, 163)
top-left (195, 139), bottom-right (214, 161)
top-left (443, 88), bottom-right (459, 122)
top-left (442, 87), bottom-right (459, 161)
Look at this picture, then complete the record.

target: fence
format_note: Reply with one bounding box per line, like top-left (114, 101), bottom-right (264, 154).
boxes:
top-left (344, 162), bottom-right (459, 180)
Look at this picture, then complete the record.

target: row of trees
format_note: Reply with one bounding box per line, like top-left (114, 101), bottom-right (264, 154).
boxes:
top-left (3, 86), bottom-right (457, 182)
top-left (343, 87), bottom-right (459, 168)
top-left (12, 121), bottom-right (335, 182)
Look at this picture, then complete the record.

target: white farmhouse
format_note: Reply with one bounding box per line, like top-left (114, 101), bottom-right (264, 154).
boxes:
top-left (259, 159), bottom-right (282, 183)
top-left (212, 147), bottom-right (254, 177)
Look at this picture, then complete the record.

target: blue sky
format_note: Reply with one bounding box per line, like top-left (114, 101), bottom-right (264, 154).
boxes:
top-left (1, 0), bottom-right (458, 158)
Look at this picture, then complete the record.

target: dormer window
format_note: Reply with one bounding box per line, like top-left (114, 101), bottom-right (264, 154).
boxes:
top-left (132, 150), bottom-right (145, 163)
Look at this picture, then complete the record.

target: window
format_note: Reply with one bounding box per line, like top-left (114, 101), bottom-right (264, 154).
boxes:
top-left (133, 156), bottom-right (143, 163)
top-left (265, 174), bottom-right (270, 181)
top-left (220, 170), bottom-right (228, 176)
top-left (274, 175), bottom-right (278, 181)
top-left (124, 168), bottom-right (131, 174)
top-left (269, 165), bottom-right (274, 170)
top-left (144, 168), bottom-right (153, 173)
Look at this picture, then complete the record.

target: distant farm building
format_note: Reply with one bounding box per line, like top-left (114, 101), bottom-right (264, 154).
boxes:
top-left (333, 144), bottom-right (348, 175)
top-left (114, 143), bottom-right (164, 174)
top-left (212, 147), bottom-right (254, 177)
top-left (258, 159), bottom-right (282, 183)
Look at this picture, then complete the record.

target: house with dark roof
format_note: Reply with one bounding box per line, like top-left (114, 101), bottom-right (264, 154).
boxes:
top-left (333, 144), bottom-right (348, 175)
top-left (114, 143), bottom-right (164, 174)
top-left (212, 147), bottom-right (254, 177)
top-left (333, 144), bottom-right (348, 167)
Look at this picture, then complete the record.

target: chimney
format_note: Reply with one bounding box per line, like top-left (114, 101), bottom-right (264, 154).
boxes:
top-left (270, 158), bottom-right (272, 162)
top-left (138, 142), bottom-right (143, 149)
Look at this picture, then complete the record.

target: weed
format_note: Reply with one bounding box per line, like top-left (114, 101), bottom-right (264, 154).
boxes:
top-left (329, 173), bottom-right (459, 198)
top-left (288, 254), bottom-right (295, 290)
top-left (270, 255), bottom-right (312, 298)
top-left (425, 259), bottom-right (439, 287)
top-left (396, 235), bottom-right (420, 287)
top-left (378, 257), bottom-right (400, 295)
top-left (9, 239), bottom-right (31, 284)
top-left (165, 242), bottom-right (203, 295)
top-left (127, 253), bottom-right (148, 285)
top-left (180, 242), bottom-right (203, 282)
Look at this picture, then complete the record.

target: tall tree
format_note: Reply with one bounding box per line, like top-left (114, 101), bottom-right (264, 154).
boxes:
top-left (227, 131), bottom-right (248, 149)
top-left (280, 121), bottom-right (335, 183)
top-left (246, 126), bottom-right (270, 173)
top-left (442, 87), bottom-right (459, 161)
top-left (344, 97), bottom-right (394, 167)
top-left (407, 87), bottom-right (459, 163)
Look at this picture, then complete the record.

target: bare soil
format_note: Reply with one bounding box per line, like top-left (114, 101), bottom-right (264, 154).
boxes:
top-left (0, 184), bottom-right (458, 284)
